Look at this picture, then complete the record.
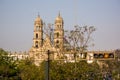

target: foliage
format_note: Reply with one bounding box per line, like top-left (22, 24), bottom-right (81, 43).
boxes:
top-left (49, 60), bottom-right (102, 80)
top-left (0, 48), bottom-right (19, 80)
top-left (103, 60), bottom-right (120, 80)
top-left (17, 59), bottom-right (42, 80)
top-left (0, 48), bottom-right (120, 80)
top-left (64, 26), bottom-right (96, 53)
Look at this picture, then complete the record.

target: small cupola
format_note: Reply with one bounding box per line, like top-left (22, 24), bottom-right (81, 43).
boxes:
top-left (55, 12), bottom-right (64, 24)
top-left (34, 15), bottom-right (43, 25)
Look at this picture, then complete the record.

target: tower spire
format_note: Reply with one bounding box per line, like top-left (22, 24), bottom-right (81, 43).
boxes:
top-left (38, 12), bottom-right (40, 17)
top-left (58, 11), bottom-right (60, 17)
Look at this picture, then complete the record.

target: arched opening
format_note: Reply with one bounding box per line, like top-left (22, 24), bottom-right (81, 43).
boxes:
top-left (56, 33), bottom-right (59, 38)
top-left (36, 33), bottom-right (38, 38)
top-left (35, 41), bottom-right (38, 48)
top-left (56, 40), bottom-right (59, 43)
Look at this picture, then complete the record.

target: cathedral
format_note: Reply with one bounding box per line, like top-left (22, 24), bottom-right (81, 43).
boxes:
top-left (29, 13), bottom-right (65, 65)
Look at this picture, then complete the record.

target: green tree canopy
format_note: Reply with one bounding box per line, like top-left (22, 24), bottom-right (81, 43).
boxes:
top-left (0, 48), bottom-right (19, 80)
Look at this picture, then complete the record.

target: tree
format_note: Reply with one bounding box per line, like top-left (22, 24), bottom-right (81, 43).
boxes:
top-left (17, 58), bottom-right (43, 80)
top-left (64, 25), bottom-right (96, 65)
top-left (0, 48), bottom-right (19, 80)
top-left (63, 26), bottom-right (96, 79)
top-left (64, 25), bottom-right (95, 54)
top-left (1, 48), bottom-right (119, 80)
top-left (115, 49), bottom-right (120, 61)
top-left (103, 50), bottom-right (120, 80)
top-left (36, 60), bottom-right (102, 80)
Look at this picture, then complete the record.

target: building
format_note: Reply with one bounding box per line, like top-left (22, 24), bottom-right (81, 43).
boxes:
top-left (8, 51), bottom-right (28, 61)
top-left (29, 13), bottom-right (64, 65)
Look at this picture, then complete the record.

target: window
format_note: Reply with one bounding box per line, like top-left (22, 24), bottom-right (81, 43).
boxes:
top-left (35, 41), bottom-right (38, 48)
top-left (36, 34), bottom-right (38, 38)
top-left (35, 45), bottom-right (38, 48)
top-left (56, 33), bottom-right (59, 38)
top-left (56, 40), bottom-right (59, 43)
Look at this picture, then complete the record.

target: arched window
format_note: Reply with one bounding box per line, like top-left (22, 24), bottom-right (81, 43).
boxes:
top-left (56, 40), bottom-right (59, 43)
top-left (35, 41), bottom-right (38, 48)
top-left (56, 33), bottom-right (59, 38)
top-left (36, 33), bottom-right (38, 38)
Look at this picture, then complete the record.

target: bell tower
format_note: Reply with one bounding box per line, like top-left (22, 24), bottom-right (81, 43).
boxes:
top-left (54, 12), bottom-right (64, 50)
top-left (33, 15), bottom-right (43, 48)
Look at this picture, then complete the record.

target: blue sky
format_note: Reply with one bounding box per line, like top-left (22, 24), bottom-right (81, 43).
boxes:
top-left (0, 0), bottom-right (120, 52)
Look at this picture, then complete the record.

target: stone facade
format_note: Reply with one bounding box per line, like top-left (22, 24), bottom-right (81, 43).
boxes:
top-left (29, 13), bottom-right (64, 65)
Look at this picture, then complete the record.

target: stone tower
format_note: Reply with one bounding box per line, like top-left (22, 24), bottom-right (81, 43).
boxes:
top-left (33, 15), bottom-right (43, 48)
top-left (54, 12), bottom-right (64, 50)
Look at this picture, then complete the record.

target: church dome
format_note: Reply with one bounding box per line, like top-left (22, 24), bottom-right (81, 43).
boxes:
top-left (34, 15), bottom-right (43, 25)
top-left (55, 13), bottom-right (64, 24)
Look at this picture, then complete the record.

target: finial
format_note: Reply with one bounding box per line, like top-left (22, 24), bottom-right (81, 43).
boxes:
top-left (38, 12), bottom-right (40, 17)
top-left (58, 11), bottom-right (60, 17)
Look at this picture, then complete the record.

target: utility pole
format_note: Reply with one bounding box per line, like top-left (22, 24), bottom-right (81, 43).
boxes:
top-left (45, 50), bottom-right (50, 80)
